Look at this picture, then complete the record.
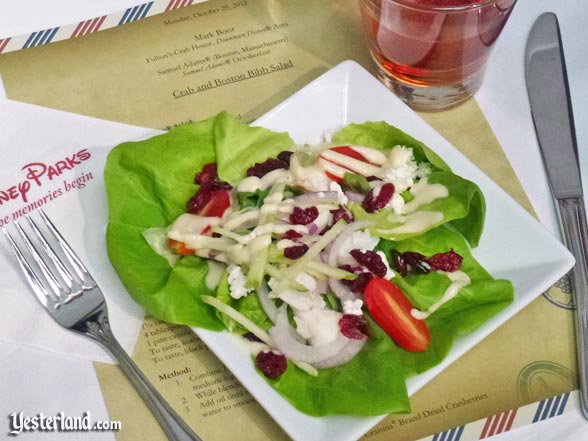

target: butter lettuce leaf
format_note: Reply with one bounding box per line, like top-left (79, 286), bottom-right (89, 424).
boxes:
top-left (214, 112), bottom-right (295, 185)
top-left (105, 119), bottom-right (224, 329)
top-left (333, 122), bottom-right (485, 247)
top-left (104, 114), bottom-right (512, 417)
top-left (376, 225), bottom-right (513, 376)
top-left (349, 170), bottom-right (485, 246)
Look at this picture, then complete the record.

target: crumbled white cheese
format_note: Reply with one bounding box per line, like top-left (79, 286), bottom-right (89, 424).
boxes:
top-left (416, 162), bottom-right (432, 178)
top-left (342, 299), bottom-right (364, 315)
top-left (294, 308), bottom-right (342, 346)
top-left (279, 289), bottom-right (326, 311)
top-left (387, 191), bottom-right (406, 215)
top-left (329, 181), bottom-right (349, 205)
top-left (335, 229), bottom-right (380, 266)
top-left (377, 146), bottom-right (419, 193)
top-left (227, 264), bottom-right (252, 299)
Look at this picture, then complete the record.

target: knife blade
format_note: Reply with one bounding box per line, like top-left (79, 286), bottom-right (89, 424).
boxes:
top-left (525, 12), bottom-right (588, 419)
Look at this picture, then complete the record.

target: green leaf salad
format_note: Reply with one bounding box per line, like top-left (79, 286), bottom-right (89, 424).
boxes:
top-left (104, 112), bottom-right (513, 416)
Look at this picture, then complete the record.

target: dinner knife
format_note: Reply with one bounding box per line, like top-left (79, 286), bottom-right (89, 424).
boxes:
top-left (525, 12), bottom-right (588, 419)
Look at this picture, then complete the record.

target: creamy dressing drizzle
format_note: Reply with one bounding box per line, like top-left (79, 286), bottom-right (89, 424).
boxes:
top-left (319, 150), bottom-right (380, 176)
top-left (317, 157), bottom-right (349, 179)
top-left (403, 180), bottom-right (449, 214)
top-left (236, 169), bottom-right (288, 193)
top-left (379, 210), bottom-right (444, 236)
top-left (411, 270), bottom-right (471, 320)
top-left (290, 154), bottom-right (331, 192)
top-left (222, 210), bottom-right (260, 231)
top-left (349, 145), bottom-right (387, 165)
top-left (205, 261), bottom-right (226, 290)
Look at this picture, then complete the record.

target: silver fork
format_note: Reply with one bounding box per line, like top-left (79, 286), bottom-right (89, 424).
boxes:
top-left (2, 209), bottom-right (202, 441)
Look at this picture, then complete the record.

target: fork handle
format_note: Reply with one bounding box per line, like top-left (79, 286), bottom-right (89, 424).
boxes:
top-left (85, 315), bottom-right (202, 441)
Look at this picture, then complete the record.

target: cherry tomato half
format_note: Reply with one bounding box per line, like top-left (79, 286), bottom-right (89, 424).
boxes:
top-left (168, 238), bottom-right (195, 255)
top-left (364, 277), bottom-right (431, 352)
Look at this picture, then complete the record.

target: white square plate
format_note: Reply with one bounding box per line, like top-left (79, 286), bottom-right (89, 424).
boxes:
top-left (193, 60), bottom-right (575, 441)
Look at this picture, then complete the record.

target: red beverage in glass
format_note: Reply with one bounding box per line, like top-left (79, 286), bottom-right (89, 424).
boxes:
top-left (358, 0), bottom-right (517, 109)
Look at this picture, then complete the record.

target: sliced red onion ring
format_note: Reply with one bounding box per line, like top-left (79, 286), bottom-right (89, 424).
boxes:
top-left (256, 281), bottom-right (278, 323)
top-left (293, 191), bottom-right (339, 206)
top-left (313, 338), bottom-right (367, 369)
top-left (307, 223), bottom-right (319, 235)
top-left (326, 220), bottom-right (372, 301)
top-left (315, 277), bottom-right (328, 294)
top-left (344, 191), bottom-right (365, 203)
top-left (268, 306), bottom-right (353, 364)
top-left (328, 278), bottom-right (353, 302)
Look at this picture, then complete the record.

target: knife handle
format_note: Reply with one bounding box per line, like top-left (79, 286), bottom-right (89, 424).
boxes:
top-left (559, 197), bottom-right (588, 418)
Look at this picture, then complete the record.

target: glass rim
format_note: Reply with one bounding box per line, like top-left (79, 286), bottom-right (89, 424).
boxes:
top-left (372, 0), bottom-right (508, 12)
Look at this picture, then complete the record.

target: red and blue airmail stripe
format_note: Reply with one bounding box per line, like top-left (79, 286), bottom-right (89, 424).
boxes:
top-left (432, 425), bottom-right (465, 441)
top-left (166, 0), bottom-right (194, 12)
top-left (22, 28), bottom-right (60, 49)
top-left (0, 0), bottom-right (204, 54)
top-left (119, 2), bottom-right (154, 25)
top-left (71, 16), bottom-right (107, 38)
top-left (479, 408), bottom-right (517, 439)
top-left (532, 391), bottom-right (571, 422)
top-left (419, 390), bottom-right (577, 441)
top-left (0, 38), bottom-right (11, 54)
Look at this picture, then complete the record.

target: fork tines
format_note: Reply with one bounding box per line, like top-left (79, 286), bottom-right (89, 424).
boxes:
top-left (2, 210), bottom-right (91, 308)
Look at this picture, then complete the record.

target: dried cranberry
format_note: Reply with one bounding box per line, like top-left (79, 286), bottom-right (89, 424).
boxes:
top-left (289, 206), bottom-right (319, 225)
top-left (246, 158), bottom-right (289, 178)
top-left (186, 180), bottom-right (232, 214)
top-left (402, 251), bottom-right (431, 274)
top-left (339, 314), bottom-right (368, 340)
top-left (390, 251), bottom-right (408, 277)
top-left (349, 272), bottom-right (373, 294)
top-left (243, 332), bottom-right (263, 343)
top-left (362, 183), bottom-right (395, 213)
top-left (428, 249), bottom-right (463, 272)
top-left (256, 350), bottom-right (287, 379)
top-left (277, 151), bottom-right (293, 164)
top-left (284, 244), bottom-right (309, 260)
top-left (350, 249), bottom-right (387, 278)
top-left (194, 162), bottom-right (218, 184)
top-left (339, 264), bottom-right (372, 294)
top-left (282, 230), bottom-right (303, 240)
top-left (338, 264), bottom-right (361, 274)
top-left (331, 205), bottom-right (353, 224)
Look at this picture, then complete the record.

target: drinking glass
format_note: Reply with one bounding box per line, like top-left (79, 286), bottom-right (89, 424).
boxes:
top-left (358, 0), bottom-right (517, 110)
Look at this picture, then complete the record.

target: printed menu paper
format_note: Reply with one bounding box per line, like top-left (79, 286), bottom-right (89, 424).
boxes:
top-left (0, 0), bottom-right (370, 129)
top-left (0, 0), bottom-right (577, 439)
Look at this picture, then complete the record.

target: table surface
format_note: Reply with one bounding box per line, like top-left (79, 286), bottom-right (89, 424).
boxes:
top-left (1, 1), bottom-right (587, 440)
